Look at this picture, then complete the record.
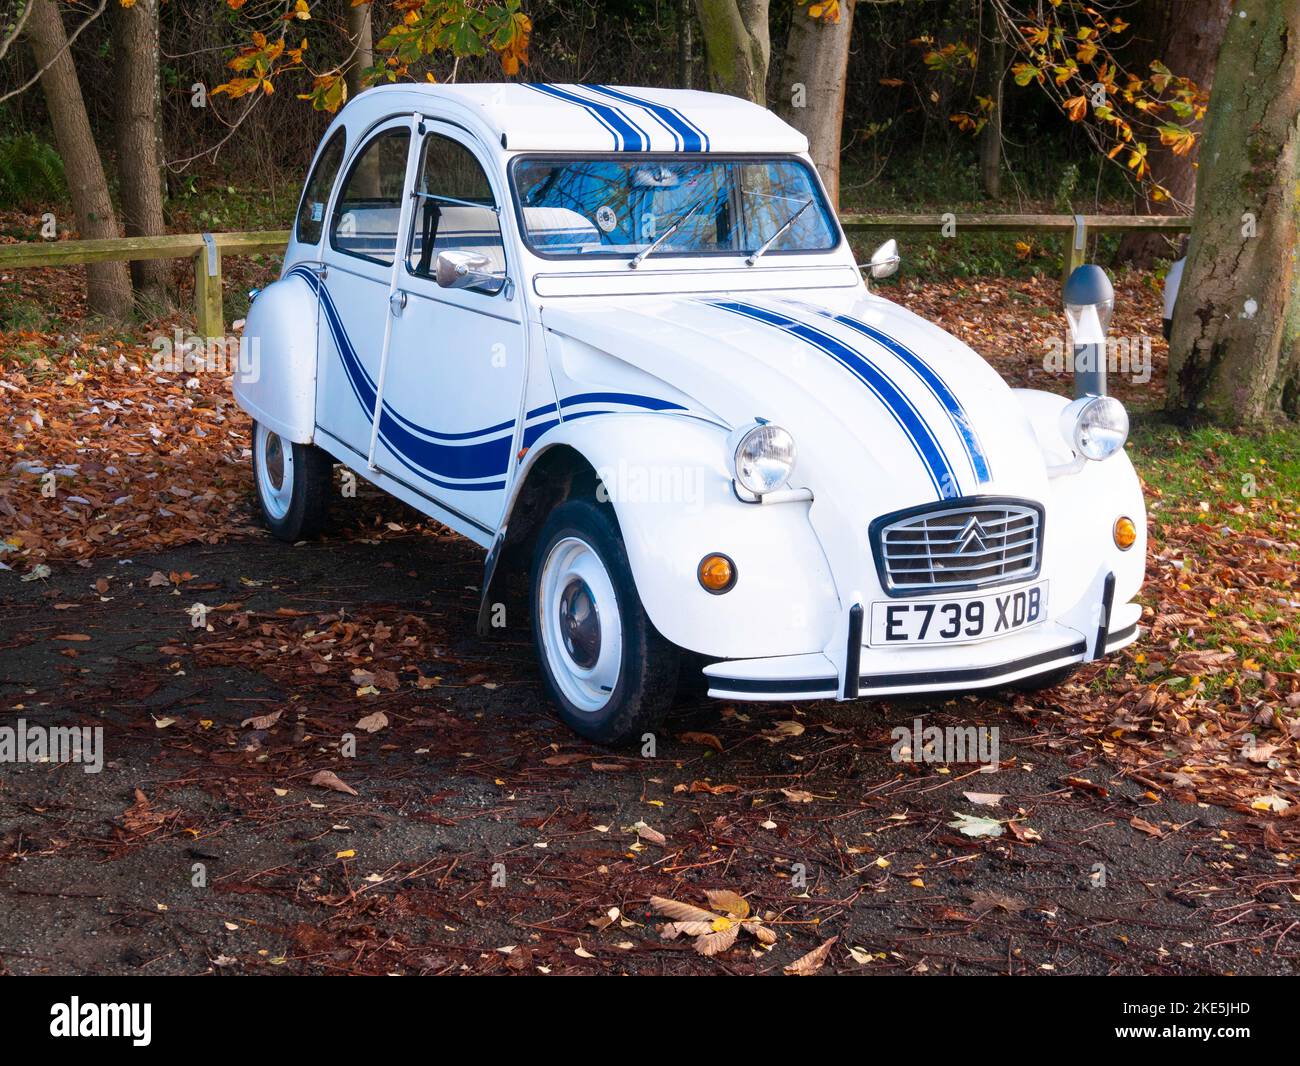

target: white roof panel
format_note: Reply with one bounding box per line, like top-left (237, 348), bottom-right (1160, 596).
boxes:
top-left (361, 83), bottom-right (809, 154)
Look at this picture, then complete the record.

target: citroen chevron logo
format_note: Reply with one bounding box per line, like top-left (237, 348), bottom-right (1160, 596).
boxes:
top-left (956, 515), bottom-right (989, 555)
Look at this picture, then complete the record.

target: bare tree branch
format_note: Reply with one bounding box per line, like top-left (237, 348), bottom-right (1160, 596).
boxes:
top-left (0, 0), bottom-right (107, 107)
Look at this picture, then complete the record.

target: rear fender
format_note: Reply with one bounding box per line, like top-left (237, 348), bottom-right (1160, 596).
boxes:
top-left (235, 271), bottom-right (319, 443)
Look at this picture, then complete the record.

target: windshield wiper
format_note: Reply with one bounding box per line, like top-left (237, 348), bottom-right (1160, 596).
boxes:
top-left (629, 196), bottom-right (709, 269)
top-left (745, 198), bottom-right (813, 266)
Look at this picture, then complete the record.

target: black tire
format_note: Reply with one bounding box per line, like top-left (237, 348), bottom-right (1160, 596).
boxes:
top-left (252, 421), bottom-right (333, 541)
top-left (530, 498), bottom-right (679, 745)
top-left (1011, 664), bottom-right (1078, 692)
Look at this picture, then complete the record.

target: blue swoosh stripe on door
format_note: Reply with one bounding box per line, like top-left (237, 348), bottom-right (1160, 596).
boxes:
top-left (286, 266), bottom-right (683, 489)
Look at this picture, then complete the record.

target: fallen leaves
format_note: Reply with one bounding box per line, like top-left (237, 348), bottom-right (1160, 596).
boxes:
top-left (310, 769), bottom-right (358, 796)
top-left (784, 935), bottom-right (837, 976)
top-left (949, 812), bottom-right (1004, 838)
top-left (650, 892), bottom-right (777, 957)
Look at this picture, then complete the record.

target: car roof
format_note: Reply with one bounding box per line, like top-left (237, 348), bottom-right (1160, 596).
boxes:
top-left (349, 83), bottom-right (809, 155)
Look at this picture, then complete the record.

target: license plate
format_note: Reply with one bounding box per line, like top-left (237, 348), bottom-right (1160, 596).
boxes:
top-left (869, 582), bottom-right (1048, 646)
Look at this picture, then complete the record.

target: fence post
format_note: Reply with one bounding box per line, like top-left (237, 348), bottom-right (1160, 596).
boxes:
top-left (1063, 214), bottom-right (1088, 289)
top-left (194, 233), bottom-right (223, 339)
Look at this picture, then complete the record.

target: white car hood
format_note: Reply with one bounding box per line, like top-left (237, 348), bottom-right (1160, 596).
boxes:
top-left (540, 288), bottom-right (1052, 519)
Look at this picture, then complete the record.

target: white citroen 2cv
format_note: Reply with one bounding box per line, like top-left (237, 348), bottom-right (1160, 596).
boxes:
top-left (235, 83), bottom-right (1145, 743)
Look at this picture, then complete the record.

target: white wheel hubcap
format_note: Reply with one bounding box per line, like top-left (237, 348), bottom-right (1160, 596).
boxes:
top-left (538, 536), bottom-right (622, 713)
top-left (255, 423), bottom-right (294, 521)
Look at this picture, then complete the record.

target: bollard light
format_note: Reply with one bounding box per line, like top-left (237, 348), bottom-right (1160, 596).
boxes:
top-left (1063, 264), bottom-right (1114, 397)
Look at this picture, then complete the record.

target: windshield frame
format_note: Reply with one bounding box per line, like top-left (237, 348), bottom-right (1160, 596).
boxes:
top-left (506, 152), bottom-right (843, 263)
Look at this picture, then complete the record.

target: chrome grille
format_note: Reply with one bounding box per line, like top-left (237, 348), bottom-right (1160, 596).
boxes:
top-left (874, 501), bottom-right (1043, 594)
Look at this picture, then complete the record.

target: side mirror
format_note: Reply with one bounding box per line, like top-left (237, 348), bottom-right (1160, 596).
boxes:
top-left (435, 249), bottom-right (505, 294)
top-left (869, 239), bottom-right (900, 279)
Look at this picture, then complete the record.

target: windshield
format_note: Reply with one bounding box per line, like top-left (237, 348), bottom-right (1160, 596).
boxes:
top-left (510, 156), bottom-right (839, 260)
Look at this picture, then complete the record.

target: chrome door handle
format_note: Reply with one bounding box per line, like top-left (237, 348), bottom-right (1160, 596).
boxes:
top-left (389, 290), bottom-right (408, 316)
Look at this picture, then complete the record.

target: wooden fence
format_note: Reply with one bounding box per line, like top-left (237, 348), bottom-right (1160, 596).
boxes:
top-left (0, 215), bottom-right (1189, 336)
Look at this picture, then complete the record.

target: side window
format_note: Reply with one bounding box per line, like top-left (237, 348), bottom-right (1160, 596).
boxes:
top-left (407, 133), bottom-right (505, 288)
top-left (295, 129), bottom-right (346, 245)
top-left (329, 127), bottom-right (411, 266)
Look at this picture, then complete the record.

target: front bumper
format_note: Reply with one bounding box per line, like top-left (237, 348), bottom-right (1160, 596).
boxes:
top-left (703, 598), bottom-right (1140, 702)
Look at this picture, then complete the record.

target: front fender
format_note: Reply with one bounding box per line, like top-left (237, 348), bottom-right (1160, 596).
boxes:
top-left (511, 414), bottom-right (840, 658)
top-left (234, 271), bottom-right (318, 443)
top-left (1014, 388), bottom-right (1147, 619)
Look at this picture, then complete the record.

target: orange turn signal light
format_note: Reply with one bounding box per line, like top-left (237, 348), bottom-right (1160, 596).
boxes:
top-left (698, 553), bottom-right (737, 594)
top-left (1113, 516), bottom-right (1137, 550)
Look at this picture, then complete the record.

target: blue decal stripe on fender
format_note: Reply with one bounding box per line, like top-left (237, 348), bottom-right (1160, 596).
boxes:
top-left (583, 86), bottom-right (709, 152)
top-left (800, 306), bottom-right (992, 484)
top-left (560, 391), bottom-right (685, 412)
top-left (708, 298), bottom-right (960, 499)
top-left (524, 84), bottom-right (648, 151)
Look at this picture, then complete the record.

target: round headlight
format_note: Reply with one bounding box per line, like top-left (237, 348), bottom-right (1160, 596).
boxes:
top-left (1063, 395), bottom-right (1128, 461)
top-left (732, 423), bottom-right (796, 495)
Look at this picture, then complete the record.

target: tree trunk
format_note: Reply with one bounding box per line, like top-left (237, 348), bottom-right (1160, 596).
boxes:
top-left (691, 0), bottom-right (770, 104)
top-left (26, 0), bottom-right (130, 318)
top-left (345, 2), bottom-right (374, 100)
top-left (1115, 0), bottom-right (1232, 266)
top-left (978, 24), bottom-right (1005, 199)
top-left (113, 0), bottom-right (169, 306)
top-left (1167, 3), bottom-right (1300, 424)
top-left (776, 0), bottom-right (856, 210)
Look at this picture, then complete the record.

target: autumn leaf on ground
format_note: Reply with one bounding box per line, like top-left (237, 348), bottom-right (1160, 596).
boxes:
top-left (1129, 816), bottom-right (1163, 838)
top-left (310, 769), bottom-right (358, 796)
top-left (635, 821), bottom-right (666, 846)
top-left (968, 891), bottom-right (1027, 915)
top-left (784, 935), bottom-right (837, 976)
top-left (1007, 821), bottom-right (1042, 843)
top-left (762, 720), bottom-right (805, 742)
top-left (119, 788), bottom-right (176, 836)
top-left (949, 812), bottom-right (1004, 838)
top-left (704, 889), bottom-right (750, 919)
top-left (649, 893), bottom-right (775, 956)
top-left (355, 711), bottom-right (388, 733)
top-left (241, 709), bottom-right (282, 729)
top-left (677, 731), bottom-right (723, 752)
top-left (962, 791), bottom-right (1004, 806)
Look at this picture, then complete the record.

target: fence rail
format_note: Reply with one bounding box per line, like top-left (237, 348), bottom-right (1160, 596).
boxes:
top-left (0, 214), bottom-right (1190, 335)
top-left (0, 230), bottom-right (290, 339)
top-left (840, 213), bottom-right (1190, 287)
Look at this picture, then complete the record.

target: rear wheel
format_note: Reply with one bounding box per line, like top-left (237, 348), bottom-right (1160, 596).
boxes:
top-left (531, 499), bottom-right (679, 745)
top-left (252, 421), bottom-right (333, 541)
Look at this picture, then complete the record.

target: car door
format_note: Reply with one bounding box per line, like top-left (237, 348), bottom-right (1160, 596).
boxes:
top-left (370, 121), bottom-right (527, 532)
top-left (313, 116), bottom-right (417, 458)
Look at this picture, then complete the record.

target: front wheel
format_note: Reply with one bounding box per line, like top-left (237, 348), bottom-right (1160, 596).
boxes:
top-left (252, 421), bottom-right (333, 541)
top-left (531, 499), bottom-right (679, 745)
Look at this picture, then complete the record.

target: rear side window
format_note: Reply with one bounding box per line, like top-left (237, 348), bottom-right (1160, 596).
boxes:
top-left (330, 127), bottom-right (411, 266)
top-left (295, 129), bottom-right (346, 246)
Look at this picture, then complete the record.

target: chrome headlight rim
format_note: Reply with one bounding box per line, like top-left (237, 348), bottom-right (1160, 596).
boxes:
top-left (729, 421), bottom-right (796, 496)
top-left (1062, 394), bottom-right (1129, 462)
